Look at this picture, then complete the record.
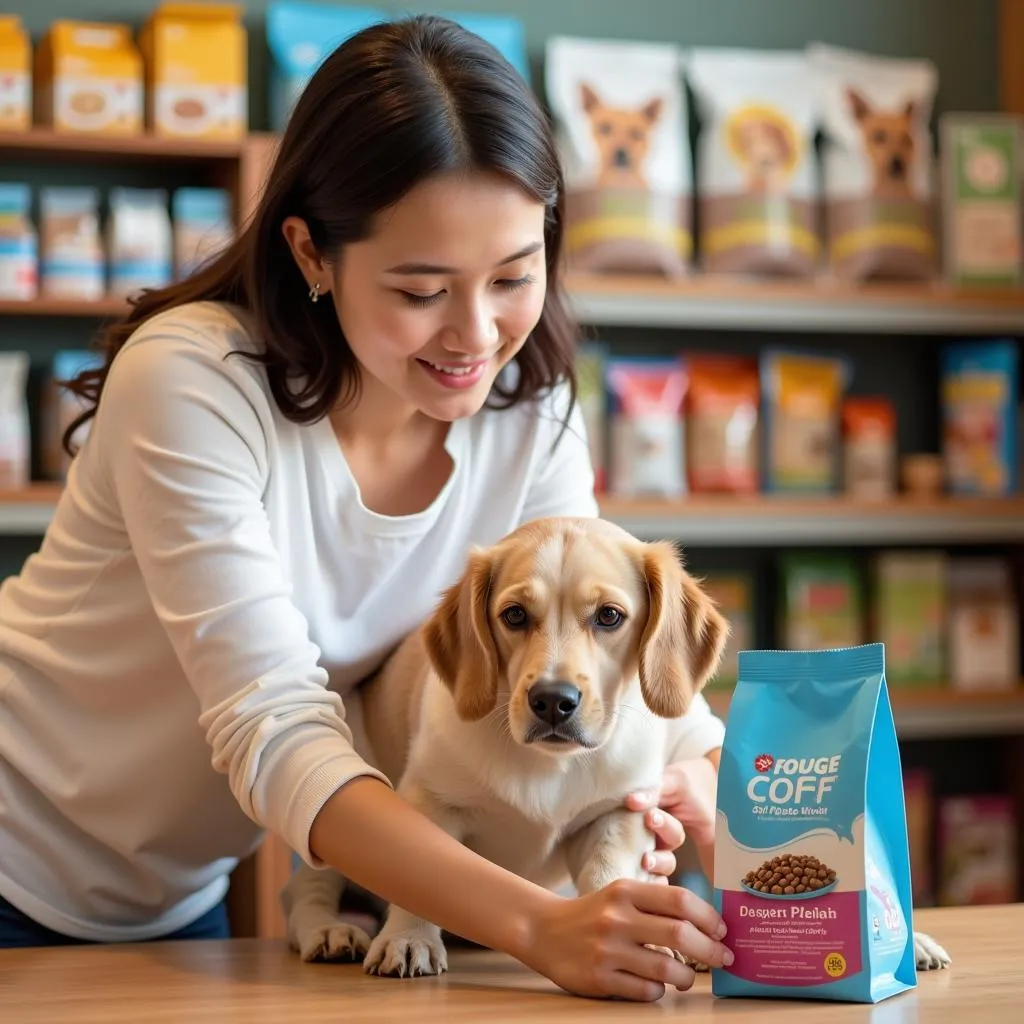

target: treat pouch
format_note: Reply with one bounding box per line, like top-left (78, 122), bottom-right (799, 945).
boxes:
top-left (713, 643), bottom-right (916, 1004)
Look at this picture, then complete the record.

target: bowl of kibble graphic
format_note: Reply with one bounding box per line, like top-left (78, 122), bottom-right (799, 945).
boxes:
top-left (741, 854), bottom-right (838, 900)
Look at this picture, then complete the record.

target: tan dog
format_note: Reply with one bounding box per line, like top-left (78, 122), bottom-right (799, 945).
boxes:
top-left (283, 516), bottom-right (729, 977)
top-left (847, 87), bottom-right (918, 200)
top-left (733, 117), bottom-right (796, 195)
top-left (579, 82), bottom-right (664, 190)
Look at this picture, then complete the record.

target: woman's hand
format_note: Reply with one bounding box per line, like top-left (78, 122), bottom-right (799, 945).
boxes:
top-left (523, 879), bottom-right (734, 1001)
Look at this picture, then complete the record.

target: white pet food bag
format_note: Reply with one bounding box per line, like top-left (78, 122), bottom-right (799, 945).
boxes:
top-left (545, 35), bottom-right (692, 276)
top-left (808, 42), bottom-right (939, 281)
top-left (0, 351), bottom-right (30, 489)
top-left (687, 48), bottom-right (820, 277)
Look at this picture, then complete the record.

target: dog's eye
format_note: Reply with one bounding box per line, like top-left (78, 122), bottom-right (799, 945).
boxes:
top-left (500, 604), bottom-right (529, 629)
top-left (597, 121), bottom-right (613, 135)
top-left (595, 606), bottom-right (624, 630)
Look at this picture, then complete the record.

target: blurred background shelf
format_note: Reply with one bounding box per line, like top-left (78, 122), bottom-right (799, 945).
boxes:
top-left (705, 686), bottom-right (1024, 740)
top-left (0, 298), bottom-right (129, 318)
top-left (0, 127), bottom-right (246, 163)
top-left (565, 272), bottom-right (1024, 335)
top-left (598, 495), bottom-right (1024, 545)
top-left (0, 485), bottom-right (64, 533)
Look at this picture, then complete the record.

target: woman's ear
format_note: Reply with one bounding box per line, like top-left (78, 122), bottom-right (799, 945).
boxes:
top-left (281, 216), bottom-right (330, 296)
top-left (422, 549), bottom-right (500, 721)
top-left (636, 540), bottom-right (729, 718)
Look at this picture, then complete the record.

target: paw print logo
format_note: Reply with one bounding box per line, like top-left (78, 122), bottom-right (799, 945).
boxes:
top-left (754, 753), bottom-right (774, 773)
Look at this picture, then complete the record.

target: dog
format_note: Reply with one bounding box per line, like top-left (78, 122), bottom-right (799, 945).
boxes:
top-left (730, 114), bottom-right (797, 195)
top-left (846, 87), bottom-right (919, 200)
top-left (578, 82), bottom-right (664, 190)
top-left (283, 516), bottom-right (953, 978)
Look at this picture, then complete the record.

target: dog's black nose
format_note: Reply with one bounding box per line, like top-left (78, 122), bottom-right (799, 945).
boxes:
top-left (889, 155), bottom-right (906, 178)
top-left (613, 147), bottom-right (631, 168)
top-left (527, 681), bottom-right (582, 726)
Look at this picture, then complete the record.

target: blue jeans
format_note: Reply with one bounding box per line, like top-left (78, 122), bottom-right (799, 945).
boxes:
top-left (0, 894), bottom-right (231, 948)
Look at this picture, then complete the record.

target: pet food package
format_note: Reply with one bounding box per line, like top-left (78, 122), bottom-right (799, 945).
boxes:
top-left (545, 36), bottom-right (691, 276)
top-left (872, 551), bottom-right (948, 688)
top-left (267, 2), bottom-right (385, 132)
top-left (687, 48), bottom-right (820, 277)
top-left (701, 572), bottom-right (754, 690)
top-left (842, 397), bottom-right (897, 499)
top-left (605, 357), bottom-right (687, 497)
top-left (940, 113), bottom-right (1024, 287)
top-left (685, 355), bottom-right (760, 494)
top-left (779, 553), bottom-right (863, 652)
top-left (575, 343), bottom-right (607, 493)
top-left (902, 768), bottom-right (934, 907)
top-left (41, 350), bottom-right (104, 481)
top-left (941, 339), bottom-right (1020, 496)
top-left (712, 643), bottom-right (916, 1004)
top-left (140, 3), bottom-right (248, 140)
top-left (39, 187), bottom-right (104, 300)
top-left (172, 187), bottom-right (235, 280)
top-left (106, 188), bottom-right (173, 300)
top-left (948, 558), bottom-right (1020, 691)
top-left (439, 11), bottom-right (529, 84)
top-left (762, 350), bottom-right (849, 494)
top-left (0, 15), bottom-right (31, 131)
top-left (938, 795), bottom-right (1018, 906)
top-left (808, 43), bottom-right (938, 282)
top-left (0, 184), bottom-right (38, 301)
top-left (0, 351), bottom-right (31, 490)
top-left (34, 20), bottom-right (143, 135)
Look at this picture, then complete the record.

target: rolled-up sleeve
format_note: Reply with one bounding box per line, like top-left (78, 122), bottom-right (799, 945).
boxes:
top-left (95, 324), bottom-right (390, 867)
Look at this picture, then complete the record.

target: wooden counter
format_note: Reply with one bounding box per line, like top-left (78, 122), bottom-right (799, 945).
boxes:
top-left (1, 904), bottom-right (1018, 1022)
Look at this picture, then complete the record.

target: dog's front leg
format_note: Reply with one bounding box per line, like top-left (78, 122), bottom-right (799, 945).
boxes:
top-left (363, 777), bottom-right (466, 979)
top-left (282, 862), bottom-right (373, 963)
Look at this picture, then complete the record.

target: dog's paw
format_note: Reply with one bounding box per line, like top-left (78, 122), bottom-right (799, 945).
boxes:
top-left (363, 929), bottom-right (448, 978)
top-left (914, 930), bottom-right (952, 971)
top-left (290, 918), bottom-right (372, 964)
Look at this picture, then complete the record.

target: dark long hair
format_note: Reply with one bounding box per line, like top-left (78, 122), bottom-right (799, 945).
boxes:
top-left (63, 14), bottom-right (578, 453)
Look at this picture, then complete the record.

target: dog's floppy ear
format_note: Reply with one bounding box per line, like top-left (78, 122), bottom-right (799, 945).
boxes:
top-left (423, 549), bottom-right (499, 722)
top-left (641, 95), bottom-right (664, 125)
top-left (902, 98), bottom-right (918, 122)
top-left (636, 541), bottom-right (729, 719)
top-left (579, 81), bottom-right (600, 113)
top-left (846, 86), bottom-right (871, 123)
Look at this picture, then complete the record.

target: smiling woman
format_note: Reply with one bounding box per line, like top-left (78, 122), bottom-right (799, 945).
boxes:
top-left (0, 13), bottom-right (729, 1005)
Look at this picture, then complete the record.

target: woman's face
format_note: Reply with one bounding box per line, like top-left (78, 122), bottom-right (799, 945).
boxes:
top-left (329, 170), bottom-right (548, 425)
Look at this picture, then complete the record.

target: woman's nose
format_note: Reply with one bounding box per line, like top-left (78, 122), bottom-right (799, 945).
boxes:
top-left (444, 297), bottom-right (500, 355)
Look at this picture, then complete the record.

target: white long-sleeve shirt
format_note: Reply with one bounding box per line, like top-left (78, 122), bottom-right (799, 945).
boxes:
top-left (0, 301), bottom-right (725, 942)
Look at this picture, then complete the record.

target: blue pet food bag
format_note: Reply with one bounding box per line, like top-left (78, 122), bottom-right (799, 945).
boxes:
top-left (438, 11), bottom-right (530, 84)
top-left (712, 643), bottom-right (916, 1004)
top-left (266, 1), bottom-right (387, 132)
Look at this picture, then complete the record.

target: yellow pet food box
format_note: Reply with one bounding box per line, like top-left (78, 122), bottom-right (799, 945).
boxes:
top-left (0, 15), bottom-right (31, 131)
top-left (141, 3), bottom-right (248, 140)
top-left (34, 21), bottom-right (143, 135)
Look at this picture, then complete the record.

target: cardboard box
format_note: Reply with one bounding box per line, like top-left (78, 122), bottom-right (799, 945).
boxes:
top-left (0, 15), bottom-right (31, 131)
top-left (34, 21), bottom-right (143, 135)
top-left (141, 3), bottom-right (247, 140)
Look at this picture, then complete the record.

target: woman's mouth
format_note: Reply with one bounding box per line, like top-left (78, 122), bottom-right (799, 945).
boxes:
top-left (417, 358), bottom-right (489, 390)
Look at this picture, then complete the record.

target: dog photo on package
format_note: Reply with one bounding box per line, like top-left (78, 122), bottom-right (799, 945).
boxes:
top-left (545, 36), bottom-right (691, 276)
top-left (712, 643), bottom-right (950, 1003)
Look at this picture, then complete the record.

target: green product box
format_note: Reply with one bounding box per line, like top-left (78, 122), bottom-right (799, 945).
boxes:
top-left (778, 554), bottom-right (863, 652)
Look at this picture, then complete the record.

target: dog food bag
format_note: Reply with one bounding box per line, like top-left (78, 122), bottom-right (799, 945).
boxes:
top-left (712, 642), bottom-right (916, 1003)
top-left (41, 349), bottom-right (105, 481)
top-left (685, 354), bottom-right (759, 493)
top-left (687, 48), bottom-right (819, 277)
top-left (779, 553), bottom-right (863, 652)
top-left (902, 768), bottom-right (934, 907)
top-left (439, 11), bottom-right (529, 84)
top-left (172, 187), bottom-right (235, 280)
top-left (842, 397), bottom-right (897, 499)
top-left (948, 557), bottom-right (1020, 691)
top-left (762, 350), bottom-right (849, 494)
top-left (576, 343), bottom-right (608, 493)
top-left (267, 2), bottom-right (385, 132)
top-left (808, 42), bottom-right (938, 282)
top-left (938, 795), bottom-right (1018, 907)
top-left (701, 572), bottom-right (754, 690)
top-left (941, 339), bottom-right (1020, 496)
top-left (605, 356), bottom-right (687, 497)
top-left (0, 351), bottom-right (31, 490)
top-left (545, 36), bottom-right (691, 276)
top-left (34, 20), bottom-right (143, 136)
top-left (141, 3), bottom-right (248, 140)
top-left (0, 15), bottom-right (31, 131)
top-left (0, 184), bottom-right (37, 301)
top-left (106, 188), bottom-right (173, 300)
top-left (39, 187), bottom-right (104, 301)
top-left (940, 113), bottom-right (1024, 288)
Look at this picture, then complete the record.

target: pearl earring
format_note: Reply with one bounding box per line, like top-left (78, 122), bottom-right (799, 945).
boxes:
top-left (309, 281), bottom-right (321, 303)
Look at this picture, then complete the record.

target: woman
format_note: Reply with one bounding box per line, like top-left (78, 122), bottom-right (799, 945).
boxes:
top-left (0, 15), bottom-right (731, 1000)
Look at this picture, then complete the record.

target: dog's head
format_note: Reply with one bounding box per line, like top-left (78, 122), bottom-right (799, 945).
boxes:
top-left (578, 82), bottom-right (663, 183)
top-left (736, 119), bottom-right (796, 189)
top-left (423, 517), bottom-right (728, 757)
top-left (846, 87), bottom-right (917, 188)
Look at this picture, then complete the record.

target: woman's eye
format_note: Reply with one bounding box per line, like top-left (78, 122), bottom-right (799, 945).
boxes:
top-left (401, 290), bottom-right (444, 308)
top-left (595, 606), bottom-right (624, 629)
top-left (496, 274), bottom-right (535, 293)
top-left (500, 604), bottom-right (529, 629)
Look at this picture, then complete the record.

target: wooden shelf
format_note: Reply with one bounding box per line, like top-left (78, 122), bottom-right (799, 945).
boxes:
top-left (0, 297), bottom-right (130, 318)
top-left (598, 494), bottom-right (1024, 545)
top-left (566, 272), bottom-right (1024, 334)
top-left (0, 127), bottom-right (245, 163)
top-left (705, 686), bottom-right (1024, 739)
